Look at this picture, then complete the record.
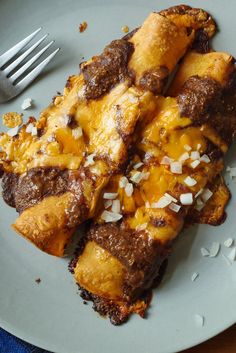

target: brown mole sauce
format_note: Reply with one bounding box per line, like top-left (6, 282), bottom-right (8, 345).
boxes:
top-left (177, 75), bottom-right (236, 146)
top-left (81, 39), bottom-right (134, 100)
top-left (1, 167), bottom-right (89, 227)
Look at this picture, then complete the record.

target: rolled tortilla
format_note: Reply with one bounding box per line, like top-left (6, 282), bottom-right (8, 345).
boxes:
top-left (73, 50), bottom-right (236, 323)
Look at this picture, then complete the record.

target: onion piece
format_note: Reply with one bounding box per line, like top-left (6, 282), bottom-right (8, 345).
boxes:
top-left (184, 144), bottom-right (192, 151)
top-left (224, 238), bottom-right (234, 248)
top-left (111, 200), bottom-right (121, 213)
top-left (200, 154), bottom-right (210, 163)
top-left (25, 123), bottom-right (33, 134)
top-left (169, 202), bottom-right (181, 213)
top-left (104, 200), bottom-right (112, 209)
top-left (7, 126), bottom-right (19, 137)
top-left (101, 210), bottom-right (123, 223)
top-left (191, 272), bottom-right (199, 282)
top-left (164, 193), bottom-right (177, 203)
top-left (103, 192), bottom-right (118, 200)
top-left (194, 314), bottom-right (204, 327)
top-left (119, 176), bottom-right (128, 188)
top-left (184, 176), bottom-right (197, 187)
top-left (209, 242), bottom-right (220, 257)
top-left (190, 151), bottom-right (200, 160)
top-left (125, 183), bottom-right (134, 197)
top-left (133, 162), bottom-right (144, 169)
top-left (179, 152), bottom-right (190, 163)
top-left (201, 188), bottom-right (213, 203)
top-left (180, 193), bottom-right (193, 205)
top-left (170, 161), bottom-right (182, 174)
top-left (31, 127), bottom-right (38, 136)
top-left (190, 160), bottom-right (200, 169)
top-left (151, 196), bottom-right (171, 209)
top-left (21, 97), bottom-right (32, 110)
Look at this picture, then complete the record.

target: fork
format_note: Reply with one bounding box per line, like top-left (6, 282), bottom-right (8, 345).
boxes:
top-left (0, 28), bottom-right (60, 103)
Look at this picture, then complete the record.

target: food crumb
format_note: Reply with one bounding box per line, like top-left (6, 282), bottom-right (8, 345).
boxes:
top-left (21, 97), bottom-right (33, 110)
top-left (79, 21), bottom-right (88, 33)
top-left (194, 314), bottom-right (204, 327)
top-left (35, 278), bottom-right (41, 284)
top-left (2, 112), bottom-right (23, 128)
top-left (83, 301), bottom-right (88, 305)
top-left (121, 25), bottom-right (129, 33)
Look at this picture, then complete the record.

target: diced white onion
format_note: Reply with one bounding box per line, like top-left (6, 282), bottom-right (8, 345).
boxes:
top-left (130, 171), bottom-right (143, 184)
top-left (164, 192), bottom-right (177, 203)
top-left (184, 144), bottom-right (192, 151)
top-left (103, 192), bottom-right (118, 200)
top-left (84, 153), bottom-right (96, 167)
top-left (160, 156), bottom-right (172, 165)
top-left (104, 200), bottom-right (112, 209)
top-left (7, 126), bottom-right (19, 137)
top-left (190, 151), bottom-right (200, 160)
top-left (26, 123), bottom-right (33, 133)
top-left (125, 183), bottom-right (133, 197)
top-left (201, 188), bottom-right (213, 203)
top-left (145, 201), bottom-right (150, 208)
top-left (21, 97), bottom-right (32, 110)
top-left (180, 193), bottom-right (193, 205)
top-left (201, 247), bottom-right (210, 257)
top-left (72, 127), bottom-right (83, 139)
top-left (191, 272), bottom-right (199, 282)
top-left (190, 160), bottom-right (200, 169)
top-left (169, 202), bottom-right (181, 213)
top-left (170, 161), bottom-right (182, 174)
top-left (194, 314), bottom-right (204, 327)
top-left (179, 152), bottom-right (189, 163)
top-left (200, 154), bottom-right (210, 163)
top-left (130, 171), bottom-right (149, 184)
top-left (119, 176), bottom-right (128, 188)
top-left (101, 210), bottom-right (123, 223)
top-left (111, 200), bottom-right (121, 214)
top-left (133, 162), bottom-right (144, 169)
top-left (209, 242), bottom-right (220, 257)
top-left (31, 126), bottom-right (37, 136)
top-left (224, 238), bottom-right (234, 248)
top-left (197, 144), bottom-right (201, 151)
top-left (184, 176), bottom-right (197, 187)
top-left (152, 196), bottom-right (171, 209)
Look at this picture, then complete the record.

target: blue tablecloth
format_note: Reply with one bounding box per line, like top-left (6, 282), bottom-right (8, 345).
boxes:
top-left (0, 328), bottom-right (50, 353)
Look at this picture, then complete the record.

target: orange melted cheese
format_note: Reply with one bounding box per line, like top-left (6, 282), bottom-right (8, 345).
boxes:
top-left (0, 76), bottom-right (157, 175)
top-left (97, 95), bottom-right (225, 243)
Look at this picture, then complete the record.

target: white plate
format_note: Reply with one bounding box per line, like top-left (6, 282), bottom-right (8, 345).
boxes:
top-left (0, 1), bottom-right (236, 352)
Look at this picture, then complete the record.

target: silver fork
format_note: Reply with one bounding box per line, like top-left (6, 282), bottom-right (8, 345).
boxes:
top-left (0, 28), bottom-right (60, 103)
